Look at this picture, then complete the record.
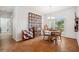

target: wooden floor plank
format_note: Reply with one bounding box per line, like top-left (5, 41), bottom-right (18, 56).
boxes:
top-left (0, 33), bottom-right (79, 52)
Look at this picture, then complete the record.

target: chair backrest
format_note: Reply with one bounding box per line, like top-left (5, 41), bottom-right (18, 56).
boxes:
top-left (43, 24), bottom-right (52, 35)
top-left (44, 24), bottom-right (48, 30)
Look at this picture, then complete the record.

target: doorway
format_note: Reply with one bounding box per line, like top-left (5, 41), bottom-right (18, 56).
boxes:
top-left (0, 17), bottom-right (13, 35)
top-left (0, 17), bottom-right (14, 51)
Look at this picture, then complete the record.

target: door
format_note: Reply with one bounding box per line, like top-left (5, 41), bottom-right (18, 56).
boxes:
top-left (0, 18), bottom-right (11, 33)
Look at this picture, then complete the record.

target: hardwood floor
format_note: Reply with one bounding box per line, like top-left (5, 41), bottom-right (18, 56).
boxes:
top-left (0, 34), bottom-right (79, 52)
top-left (0, 33), bottom-right (16, 51)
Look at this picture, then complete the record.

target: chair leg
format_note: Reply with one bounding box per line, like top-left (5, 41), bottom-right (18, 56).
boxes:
top-left (55, 39), bottom-right (58, 45)
top-left (43, 36), bottom-right (45, 40)
top-left (60, 36), bottom-right (62, 42)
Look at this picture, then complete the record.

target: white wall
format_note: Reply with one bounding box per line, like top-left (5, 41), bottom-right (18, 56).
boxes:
top-left (43, 7), bottom-right (76, 38)
top-left (13, 6), bottom-right (42, 41)
top-left (13, 6), bottom-right (77, 42)
top-left (76, 7), bottom-right (79, 46)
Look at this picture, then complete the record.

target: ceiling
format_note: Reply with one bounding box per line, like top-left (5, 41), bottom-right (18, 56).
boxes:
top-left (0, 6), bottom-right (73, 15)
top-left (35, 6), bottom-right (73, 14)
top-left (0, 6), bottom-right (14, 13)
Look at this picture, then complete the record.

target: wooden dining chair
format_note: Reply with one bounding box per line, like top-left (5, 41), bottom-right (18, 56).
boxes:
top-left (43, 30), bottom-right (51, 40)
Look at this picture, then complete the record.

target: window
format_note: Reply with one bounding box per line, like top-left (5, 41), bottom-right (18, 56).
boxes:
top-left (47, 16), bottom-right (64, 31)
top-left (55, 16), bottom-right (64, 31)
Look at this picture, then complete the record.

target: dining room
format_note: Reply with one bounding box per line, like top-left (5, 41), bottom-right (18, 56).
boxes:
top-left (0, 6), bottom-right (79, 52)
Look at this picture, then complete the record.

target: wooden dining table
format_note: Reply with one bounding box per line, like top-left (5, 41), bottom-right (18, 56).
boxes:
top-left (47, 29), bottom-right (61, 44)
